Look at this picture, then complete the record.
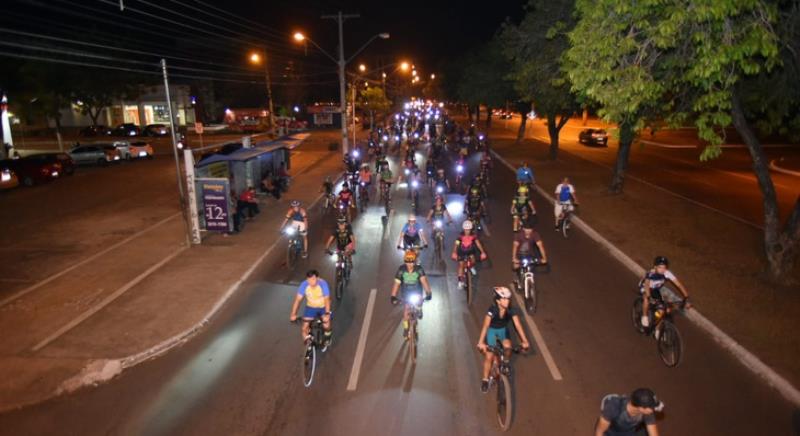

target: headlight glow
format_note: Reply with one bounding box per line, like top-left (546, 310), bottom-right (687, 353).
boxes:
top-left (435, 220), bottom-right (443, 228)
top-left (404, 168), bottom-right (410, 175)
top-left (407, 294), bottom-right (421, 305)
top-left (285, 227), bottom-right (296, 236)
top-left (457, 165), bottom-right (463, 172)
top-left (412, 180), bottom-right (419, 188)
top-left (436, 186), bottom-right (443, 193)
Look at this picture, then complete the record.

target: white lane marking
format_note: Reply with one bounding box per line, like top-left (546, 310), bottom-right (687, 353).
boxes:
top-left (511, 290), bottom-right (563, 381)
top-left (492, 149), bottom-right (800, 407)
top-left (346, 288), bottom-right (378, 391)
top-left (32, 245), bottom-right (187, 352)
top-left (0, 212), bottom-right (181, 308)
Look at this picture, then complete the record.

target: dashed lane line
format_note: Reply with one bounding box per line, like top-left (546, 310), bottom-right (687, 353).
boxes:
top-left (346, 288), bottom-right (378, 391)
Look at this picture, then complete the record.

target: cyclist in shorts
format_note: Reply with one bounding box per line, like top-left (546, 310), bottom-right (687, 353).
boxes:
top-left (396, 214), bottom-right (428, 251)
top-left (451, 220), bottom-right (488, 288)
top-left (324, 217), bottom-right (356, 267)
top-left (289, 270), bottom-right (332, 346)
top-left (390, 250), bottom-right (433, 339)
top-left (280, 200), bottom-right (309, 258)
top-left (337, 182), bottom-right (355, 221)
top-left (554, 176), bottom-right (579, 230)
top-left (476, 286), bottom-right (530, 393)
top-left (640, 256), bottom-right (691, 330)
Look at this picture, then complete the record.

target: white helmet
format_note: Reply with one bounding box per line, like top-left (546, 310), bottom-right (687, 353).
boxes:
top-left (462, 220), bottom-right (473, 231)
top-left (493, 286), bottom-right (512, 299)
top-left (408, 214), bottom-right (417, 222)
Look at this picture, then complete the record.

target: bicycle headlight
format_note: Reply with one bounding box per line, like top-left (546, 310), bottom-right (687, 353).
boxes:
top-left (284, 227), bottom-right (296, 236)
top-left (382, 135), bottom-right (388, 141)
top-left (353, 150), bottom-right (360, 158)
top-left (404, 168), bottom-right (410, 175)
top-left (412, 180), bottom-right (419, 188)
top-left (436, 186), bottom-right (443, 193)
top-left (522, 258), bottom-right (529, 266)
top-left (435, 220), bottom-right (443, 228)
top-left (407, 294), bottom-right (421, 305)
top-left (331, 253), bottom-right (339, 262)
top-left (457, 165), bottom-right (463, 173)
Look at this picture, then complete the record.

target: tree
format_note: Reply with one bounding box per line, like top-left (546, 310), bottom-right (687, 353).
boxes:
top-left (512, 99), bottom-right (532, 144)
top-left (72, 72), bottom-right (138, 126)
top-left (455, 40), bottom-right (517, 129)
top-left (501, 0), bottom-right (582, 158)
top-left (567, 0), bottom-right (798, 281)
top-left (358, 86), bottom-right (391, 130)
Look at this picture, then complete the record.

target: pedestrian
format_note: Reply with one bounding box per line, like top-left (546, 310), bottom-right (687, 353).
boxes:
top-left (238, 186), bottom-right (259, 218)
top-left (262, 173), bottom-right (281, 200)
top-left (594, 388), bottom-right (663, 436)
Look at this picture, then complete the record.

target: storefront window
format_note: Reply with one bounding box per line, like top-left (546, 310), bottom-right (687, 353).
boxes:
top-left (152, 104), bottom-right (171, 123)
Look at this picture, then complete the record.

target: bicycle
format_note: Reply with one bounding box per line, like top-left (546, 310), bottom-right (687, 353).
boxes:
top-left (292, 312), bottom-right (332, 388)
top-left (283, 225), bottom-right (303, 270)
top-left (431, 219), bottom-right (449, 266)
top-left (358, 181), bottom-right (370, 212)
top-left (557, 202), bottom-right (576, 238)
top-left (327, 249), bottom-right (352, 301)
top-left (457, 254), bottom-right (479, 305)
top-left (485, 339), bottom-right (523, 431)
top-left (632, 296), bottom-right (685, 367)
top-left (410, 180), bottom-right (420, 214)
top-left (513, 257), bottom-right (540, 313)
top-left (322, 192), bottom-right (336, 214)
top-left (399, 291), bottom-right (424, 363)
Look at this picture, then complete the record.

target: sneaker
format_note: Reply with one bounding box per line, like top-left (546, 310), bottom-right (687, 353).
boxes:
top-left (470, 267), bottom-right (478, 276)
top-left (480, 379), bottom-right (490, 394)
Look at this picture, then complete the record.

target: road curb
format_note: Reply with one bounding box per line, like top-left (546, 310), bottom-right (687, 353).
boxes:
top-left (769, 159), bottom-right (800, 177)
top-left (491, 149), bottom-right (800, 407)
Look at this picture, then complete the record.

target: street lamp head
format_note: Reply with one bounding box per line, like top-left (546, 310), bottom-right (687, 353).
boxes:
top-left (411, 70), bottom-right (417, 76)
top-left (359, 64), bottom-right (366, 72)
top-left (382, 72), bottom-right (387, 78)
top-left (430, 74), bottom-right (436, 80)
top-left (378, 33), bottom-right (390, 39)
top-left (293, 32), bottom-right (305, 42)
top-left (400, 62), bottom-right (410, 72)
top-left (249, 52), bottom-right (261, 64)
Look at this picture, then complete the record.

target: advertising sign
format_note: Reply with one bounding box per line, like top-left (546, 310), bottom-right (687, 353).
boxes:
top-left (198, 178), bottom-right (231, 232)
top-left (314, 113), bottom-right (333, 125)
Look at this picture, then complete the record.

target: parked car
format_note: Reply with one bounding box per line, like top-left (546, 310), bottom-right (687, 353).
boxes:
top-left (103, 140), bottom-right (133, 160)
top-left (79, 125), bottom-right (111, 137)
top-left (579, 128), bottom-right (609, 147)
top-left (111, 123), bottom-right (140, 137)
top-left (7, 155), bottom-right (62, 186)
top-left (500, 112), bottom-right (513, 120)
top-left (33, 153), bottom-right (76, 176)
top-left (68, 144), bottom-right (121, 166)
top-left (143, 124), bottom-right (169, 137)
top-left (129, 141), bottom-right (154, 159)
top-left (0, 161), bottom-right (20, 190)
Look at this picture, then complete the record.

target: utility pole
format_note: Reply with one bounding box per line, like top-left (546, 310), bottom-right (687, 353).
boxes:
top-left (161, 59), bottom-right (192, 246)
top-left (322, 11), bottom-right (359, 155)
top-left (263, 52), bottom-right (276, 137)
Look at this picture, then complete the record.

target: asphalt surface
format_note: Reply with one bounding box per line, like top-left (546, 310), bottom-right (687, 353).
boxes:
top-left (0, 142), bottom-right (797, 435)
top-left (498, 115), bottom-right (800, 227)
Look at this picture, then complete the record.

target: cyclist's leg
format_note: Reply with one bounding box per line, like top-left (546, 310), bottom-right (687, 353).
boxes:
top-left (554, 202), bottom-right (563, 225)
top-left (501, 337), bottom-right (513, 361)
top-left (301, 320), bottom-right (311, 340)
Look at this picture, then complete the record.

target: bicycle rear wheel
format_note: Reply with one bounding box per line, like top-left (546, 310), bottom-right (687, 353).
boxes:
top-left (496, 373), bottom-right (513, 431)
top-left (658, 321), bottom-right (683, 367)
top-left (302, 345), bottom-right (316, 387)
top-left (524, 277), bottom-right (536, 314)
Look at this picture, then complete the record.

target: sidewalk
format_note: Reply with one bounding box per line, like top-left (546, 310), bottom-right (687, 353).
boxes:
top-left (0, 130), bottom-right (345, 412)
top-left (487, 124), bottom-right (800, 390)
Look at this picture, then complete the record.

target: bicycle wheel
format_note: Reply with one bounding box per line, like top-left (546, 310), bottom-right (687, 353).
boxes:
top-left (524, 277), bottom-right (536, 314)
top-left (409, 320), bottom-right (417, 363)
top-left (302, 344), bottom-right (316, 387)
top-left (496, 373), bottom-right (513, 431)
top-left (632, 297), bottom-right (646, 334)
top-left (658, 321), bottom-right (683, 367)
top-left (466, 271), bottom-right (473, 305)
top-left (287, 243), bottom-right (297, 269)
top-left (560, 215), bottom-right (569, 239)
top-left (335, 273), bottom-right (344, 300)
top-left (434, 236), bottom-right (443, 265)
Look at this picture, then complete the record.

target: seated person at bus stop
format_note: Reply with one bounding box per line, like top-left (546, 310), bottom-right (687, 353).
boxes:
top-left (238, 186), bottom-right (260, 218)
top-left (261, 173), bottom-right (281, 199)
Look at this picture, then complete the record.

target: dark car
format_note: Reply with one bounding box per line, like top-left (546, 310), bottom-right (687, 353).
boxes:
top-left (35, 153), bottom-right (76, 176)
top-left (7, 155), bottom-right (62, 186)
top-left (79, 125), bottom-right (111, 137)
top-left (111, 123), bottom-right (140, 137)
top-left (578, 128), bottom-right (609, 147)
top-left (143, 123), bottom-right (170, 137)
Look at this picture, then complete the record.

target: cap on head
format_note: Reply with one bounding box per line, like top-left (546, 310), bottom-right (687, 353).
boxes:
top-left (653, 256), bottom-right (669, 267)
top-left (631, 388), bottom-right (663, 411)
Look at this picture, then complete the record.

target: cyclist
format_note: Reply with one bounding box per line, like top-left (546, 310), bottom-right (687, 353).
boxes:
top-left (375, 151), bottom-right (388, 174)
top-left (324, 217), bottom-right (356, 267)
top-left (336, 182), bottom-right (355, 221)
top-left (426, 195), bottom-right (454, 226)
top-left (390, 250), bottom-right (433, 339)
top-left (479, 152), bottom-right (492, 176)
top-left (594, 388), bottom-right (664, 436)
top-left (640, 256), bottom-right (691, 329)
top-left (464, 184), bottom-right (485, 224)
top-left (379, 163), bottom-right (394, 200)
top-left (476, 286), bottom-right (530, 393)
top-left (510, 192), bottom-right (536, 232)
top-left (554, 176), bottom-right (579, 231)
top-left (289, 270), bottom-right (332, 346)
top-left (516, 161), bottom-right (535, 186)
top-left (512, 223), bottom-right (548, 280)
top-left (279, 200), bottom-right (309, 258)
top-left (432, 167), bottom-right (450, 195)
top-left (396, 214), bottom-right (428, 251)
top-left (319, 176), bottom-right (335, 209)
top-left (358, 164), bottom-right (372, 201)
top-left (451, 220), bottom-right (488, 288)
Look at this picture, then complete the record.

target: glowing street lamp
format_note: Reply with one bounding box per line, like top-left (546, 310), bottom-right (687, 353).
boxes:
top-left (400, 61), bottom-right (410, 72)
top-left (358, 64), bottom-right (366, 72)
top-left (430, 73), bottom-right (436, 80)
top-left (293, 32), bottom-right (305, 42)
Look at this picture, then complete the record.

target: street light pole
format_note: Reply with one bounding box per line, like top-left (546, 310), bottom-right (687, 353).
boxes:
top-left (263, 53), bottom-right (276, 137)
top-left (161, 59), bottom-right (192, 247)
top-left (322, 11), bottom-right (359, 155)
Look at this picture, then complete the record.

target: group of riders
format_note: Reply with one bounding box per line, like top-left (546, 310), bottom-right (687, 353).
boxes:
top-left (284, 104), bottom-right (692, 426)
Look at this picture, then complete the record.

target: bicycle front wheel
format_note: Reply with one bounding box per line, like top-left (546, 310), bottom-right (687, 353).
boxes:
top-left (524, 277), bottom-right (536, 314)
top-left (658, 321), bottom-right (683, 367)
top-left (631, 297), bottom-right (645, 334)
top-left (335, 273), bottom-right (344, 300)
top-left (409, 321), bottom-right (418, 363)
top-left (466, 271), bottom-right (474, 305)
top-left (303, 345), bottom-right (316, 387)
top-left (496, 373), bottom-right (513, 431)
top-left (287, 243), bottom-right (297, 269)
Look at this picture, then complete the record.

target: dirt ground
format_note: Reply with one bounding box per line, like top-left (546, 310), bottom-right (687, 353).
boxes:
top-left (491, 136), bottom-right (800, 387)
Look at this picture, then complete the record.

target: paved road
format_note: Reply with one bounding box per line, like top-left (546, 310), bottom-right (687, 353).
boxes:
top-left (0, 145), bottom-right (796, 435)
top-left (496, 115), bottom-right (799, 227)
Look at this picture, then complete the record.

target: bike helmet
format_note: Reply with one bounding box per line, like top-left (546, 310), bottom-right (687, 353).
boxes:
top-left (653, 256), bottom-right (669, 267)
top-left (517, 185), bottom-right (529, 195)
top-left (462, 220), bottom-right (474, 231)
top-left (337, 217), bottom-right (347, 225)
top-left (290, 200), bottom-right (300, 207)
top-left (408, 214), bottom-right (417, 222)
top-left (493, 286), bottom-right (512, 300)
top-left (434, 194), bottom-right (444, 202)
top-left (403, 250), bottom-right (417, 262)
top-left (342, 182), bottom-right (350, 189)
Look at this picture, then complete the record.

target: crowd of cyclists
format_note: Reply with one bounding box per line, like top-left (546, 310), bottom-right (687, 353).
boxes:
top-left (284, 100), bottom-right (691, 435)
